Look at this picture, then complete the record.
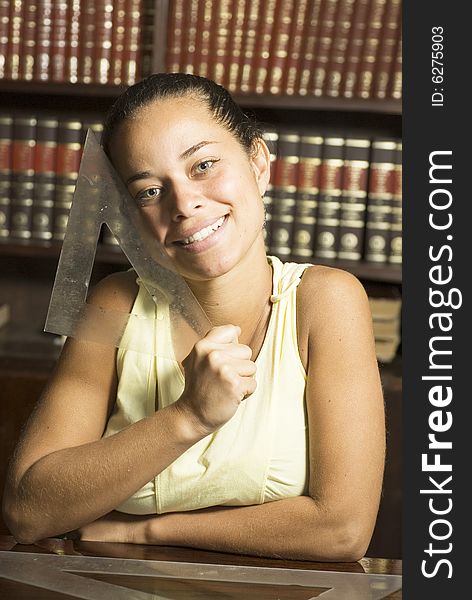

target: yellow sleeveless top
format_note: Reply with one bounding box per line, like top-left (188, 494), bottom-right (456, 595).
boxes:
top-left (104, 255), bottom-right (311, 514)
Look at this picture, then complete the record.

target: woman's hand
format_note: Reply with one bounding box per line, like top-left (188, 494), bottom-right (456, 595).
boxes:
top-left (74, 511), bottom-right (152, 544)
top-left (176, 325), bottom-right (257, 436)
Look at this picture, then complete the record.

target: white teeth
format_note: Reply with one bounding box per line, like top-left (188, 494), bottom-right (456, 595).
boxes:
top-left (181, 216), bottom-right (225, 245)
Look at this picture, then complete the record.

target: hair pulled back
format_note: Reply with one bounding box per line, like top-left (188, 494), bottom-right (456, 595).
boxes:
top-left (102, 73), bottom-right (262, 157)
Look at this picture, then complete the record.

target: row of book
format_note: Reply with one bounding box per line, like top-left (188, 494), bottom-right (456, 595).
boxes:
top-left (367, 285), bottom-right (401, 363)
top-left (167, 0), bottom-right (402, 99)
top-left (262, 128), bottom-right (402, 265)
top-left (0, 0), bottom-right (154, 85)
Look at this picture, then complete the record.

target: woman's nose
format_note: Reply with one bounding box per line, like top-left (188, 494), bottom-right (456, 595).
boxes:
top-left (169, 181), bottom-right (204, 221)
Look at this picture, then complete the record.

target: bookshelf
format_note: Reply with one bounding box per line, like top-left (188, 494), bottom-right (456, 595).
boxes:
top-left (0, 0), bottom-right (402, 557)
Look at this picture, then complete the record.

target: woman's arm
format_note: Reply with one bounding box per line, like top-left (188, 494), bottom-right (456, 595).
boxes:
top-left (78, 268), bottom-right (386, 561)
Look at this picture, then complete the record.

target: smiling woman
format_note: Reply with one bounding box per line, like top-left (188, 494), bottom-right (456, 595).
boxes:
top-left (2, 74), bottom-right (385, 562)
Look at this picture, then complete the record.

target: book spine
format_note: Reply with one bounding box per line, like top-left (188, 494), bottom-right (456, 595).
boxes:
top-left (122, 0), bottom-right (143, 84)
top-left (297, 0), bottom-right (323, 95)
top-left (373, 0), bottom-right (401, 99)
top-left (310, 0), bottom-right (339, 96)
top-left (19, 0), bottom-right (36, 80)
top-left (291, 133), bottom-right (323, 261)
top-left (53, 120), bottom-right (83, 242)
top-left (388, 140), bottom-right (402, 264)
top-left (323, 0), bottom-right (356, 97)
top-left (5, 0), bottom-right (23, 80)
top-left (32, 118), bottom-right (58, 242)
top-left (265, 0), bottom-right (296, 95)
top-left (337, 137), bottom-right (371, 261)
top-left (355, 0), bottom-right (388, 99)
top-left (65, 0), bottom-right (81, 84)
top-left (0, 0), bottom-right (9, 79)
top-left (314, 136), bottom-right (345, 259)
top-left (33, 0), bottom-right (52, 81)
top-left (226, 0), bottom-right (247, 92)
top-left (340, 0), bottom-right (370, 98)
top-left (364, 139), bottom-right (396, 263)
top-left (270, 131), bottom-right (300, 258)
top-left (111, 0), bottom-right (127, 84)
top-left (250, 0), bottom-right (278, 94)
top-left (208, 0), bottom-right (233, 85)
top-left (237, 0), bottom-right (262, 93)
top-left (50, 0), bottom-right (68, 82)
top-left (78, 0), bottom-right (95, 84)
top-left (194, 0), bottom-right (214, 79)
top-left (94, 0), bottom-right (114, 84)
top-left (389, 29), bottom-right (402, 99)
top-left (10, 117), bottom-right (37, 241)
top-left (140, 0), bottom-right (155, 78)
top-left (283, 0), bottom-right (310, 95)
top-left (180, 0), bottom-right (199, 74)
top-left (166, 0), bottom-right (184, 72)
top-left (0, 116), bottom-right (13, 239)
top-left (261, 127), bottom-right (279, 252)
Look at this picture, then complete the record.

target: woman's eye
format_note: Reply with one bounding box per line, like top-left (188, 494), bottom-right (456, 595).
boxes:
top-left (136, 186), bottom-right (162, 205)
top-left (193, 159), bottom-right (219, 175)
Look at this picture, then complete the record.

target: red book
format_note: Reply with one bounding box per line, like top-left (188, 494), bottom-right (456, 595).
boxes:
top-left (65, 0), bottom-right (81, 83)
top-left (323, 0), bottom-right (356, 97)
top-left (194, 0), bottom-right (214, 79)
top-left (0, 116), bottom-right (13, 239)
top-left (78, 0), bottom-right (96, 84)
top-left (249, 0), bottom-right (278, 94)
top-left (111, 0), bottom-right (127, 84)
top-left (340, 0), bottom-right (370, 98)
top-left (237, 0), bottom-right (262, 93)
top-left (180, 0), bottom-right (199, 75)
top-left (373, 0), bottom-right (402, 99)
top-left (19, 0), bottom-right (37, 80)
top-left (34, 0), bottom-right (53, 81)
top-left (309, 0), bottom-right (339, 96)
top-left (121, 0), bottom-right (144, 85)
top-left (388, 141), bottom-right (402, 264)
top-left (296, 0), bottom-right (323, 95)
top-left (282, 0), bottom-right (311, 96)
top-left (355, 0), bottom-right (388, 99)
top-left (5, 0), bottom-right (23, 80)
top-left (0, 0), bottom-right (10, 79)
top-left (207, 0), bottom-right (233, 85)
top-left (94, 0), bottom-right (114, 84)
top-left (32, 118), bottom-right (58, 242)
top-left (389, 30), bottom-right (402, 99)
top-left (50, 0), bottom-right (68, 82)
top-left (225, 0), bottom-right (248, 92)
top-left (166, 0), bottom-right (186, 72)
top-left (265, 0), bottom-right (296, 95)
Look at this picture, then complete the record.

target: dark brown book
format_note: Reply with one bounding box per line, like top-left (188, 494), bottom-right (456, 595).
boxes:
top-left (5, 0), bottom-right (23, 80)
top-left (78, 0), bottom-right (96, 84)
top-left (226, 0), bottom-right (248, 92)
top-left (250, 0), bottom-right (278, 94)
top-left (111, 0), bottom-right (127, 84)
top-left (323, 0), bottom-right (356, 98)
top-left (10, 117), bottom-right (37, 240)
top-left (32, 119), bottom-right (58, 242)
top-left (94, 0), bottom-right (114, 84)
top-left (166, 0), bottom-right (185, 72)
top-left (355, 0), bottom-right (388, 99)
top-left (265, 0), bottom-right (296, 95)
top-left (0, 116), bottom-right (13, 239)
top-left (237, 0), bottom-right (262, 93)
top-left (282, 0), bottom-right (310, 95)
top-left (269, 130), bottom-right (300, 258)
top-left (53, 120), bottom-right (83, 242)
top-left (296, 0), bottom-right (323, 95)
top-left (140, 0), bottom-right (155, 78)
top-left (373, 0), bottom-right (402, 99)
top-left (291, 133), bottom-right (323, 261)
top-left (194, 0), bottom-right (214, 80)
top-left (180, 0), bottom-right (199, 75)
top-left (364, 139), bottom-right (396, 263)
top-left (122, 0), bottom-right (144, 84)
top-left (340, 0), bottom-right (370, 98)
top-left (0, 0), bottom-right (10, 79)
top-left (314, 136), bottom-right (345, 259)
top-left (261, 127), bottom-right (279, 253)
top-left (207, 0), bottom-right (233, 85)
top-left (389, 29), bottom-right (402, 99)
top-left (19, 0), bottom-right (37, 80)
top-left (50, 0), bottom-right (68, 81)
top-left (388, 141), bottom-right (402, 264)
top-left (337, 137), bottom-right (371, 261)
top-left (65, 0), bottom-right (81, 83)
top-left (310, 0), bottom-right (339, 96)
top-left (34, 0), bottom-right (53, 81)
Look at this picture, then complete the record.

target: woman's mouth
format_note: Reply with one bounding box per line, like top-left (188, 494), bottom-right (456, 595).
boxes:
top-left (178, 215), bottom-right (226, 246)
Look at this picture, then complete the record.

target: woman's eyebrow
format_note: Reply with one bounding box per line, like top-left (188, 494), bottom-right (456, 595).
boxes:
top-left (179, 140), bottom-right (218, 160)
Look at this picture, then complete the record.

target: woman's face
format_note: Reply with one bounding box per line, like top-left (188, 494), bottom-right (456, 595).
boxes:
top-left (109, 96), bottom-right (270, 280)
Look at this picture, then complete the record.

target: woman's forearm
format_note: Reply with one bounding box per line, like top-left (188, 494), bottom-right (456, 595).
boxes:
top-left (3, 402), bottom-right (205, 544)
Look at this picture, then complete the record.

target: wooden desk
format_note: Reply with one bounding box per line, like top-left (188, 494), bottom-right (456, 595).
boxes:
top-left (0, 534), bottom-right (402, 599)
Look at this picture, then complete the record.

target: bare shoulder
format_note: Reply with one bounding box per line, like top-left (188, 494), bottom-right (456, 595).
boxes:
top-left (87, 269), bottom-right (139, 313)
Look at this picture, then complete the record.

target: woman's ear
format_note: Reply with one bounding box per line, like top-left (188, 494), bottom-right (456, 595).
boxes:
top-left (249, 139), bottom-right (271, 197)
